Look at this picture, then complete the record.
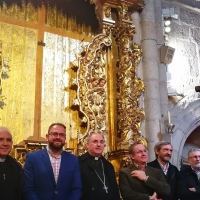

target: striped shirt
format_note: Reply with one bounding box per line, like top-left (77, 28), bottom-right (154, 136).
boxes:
top-left (158, 161), bottom-right (169, 175)
top-left (46, 146), bottom-right (62, 183)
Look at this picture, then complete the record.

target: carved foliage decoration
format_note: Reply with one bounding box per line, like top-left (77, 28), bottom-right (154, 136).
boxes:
top-left (112, 2), bottom-right (146, 146)
top-left (77, 34), bottom-right (112, 154)
top-left (0, 40), bottom-right (10, 108)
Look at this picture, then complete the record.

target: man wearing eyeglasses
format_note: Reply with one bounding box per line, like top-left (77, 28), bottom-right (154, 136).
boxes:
top-left (177, 148), bottom-right (200, 200)
top-left (119, 142), bottom-right (170, 200)
top-left (78, 132), bottom-right (120, 200)
top-left (23, 123), bottom-right (82, 200)
top-left (148, 141), bottom-right (179, 200)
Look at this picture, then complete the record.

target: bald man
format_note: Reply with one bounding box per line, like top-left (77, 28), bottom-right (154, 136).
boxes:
top-left (0, 126), bottom-right (23, 200)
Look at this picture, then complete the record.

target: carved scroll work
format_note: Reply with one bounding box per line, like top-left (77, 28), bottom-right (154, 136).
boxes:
top-left (111, 2), bottom-right (146, 146)
top-left (77, 34), bottom-right (112, 153)
top-left (0, 40), bottom-right (10, 107)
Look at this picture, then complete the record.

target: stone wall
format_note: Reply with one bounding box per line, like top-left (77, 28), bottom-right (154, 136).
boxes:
top-left (162, 0), bottom-right (200, 168)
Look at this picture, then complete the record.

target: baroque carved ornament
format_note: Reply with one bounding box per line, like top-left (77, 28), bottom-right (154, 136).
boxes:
top-left (76, 0), bottom-right (147, 155)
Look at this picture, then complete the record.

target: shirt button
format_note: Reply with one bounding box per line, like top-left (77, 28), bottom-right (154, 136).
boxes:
top-left (55, 191), bottom-right (58, 194)
top-left (92, 188), bottom-right (95, 191)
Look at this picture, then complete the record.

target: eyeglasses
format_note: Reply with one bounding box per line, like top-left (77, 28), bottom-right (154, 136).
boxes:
top-left (135, 149), bottom-right (148, 154)
top-left (49, 132), bottom-right (66, 138)
top-left (91, 140), bottom-right (105, 145)
top-left (189, 155), bottom-right (200, 159)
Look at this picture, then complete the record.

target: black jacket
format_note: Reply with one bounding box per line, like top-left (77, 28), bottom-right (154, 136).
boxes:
top-left (78, 152), bottom-right (120, 200)
top-left (148, 159), bottom-right (179, 200)
top-left (177, 167), bottom-right (200, 200)
top-left (0, 155), bottom-right (23, 200)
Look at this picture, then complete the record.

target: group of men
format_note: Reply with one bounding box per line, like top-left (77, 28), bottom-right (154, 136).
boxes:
top-left (1, 123), bottom-right (200, 200)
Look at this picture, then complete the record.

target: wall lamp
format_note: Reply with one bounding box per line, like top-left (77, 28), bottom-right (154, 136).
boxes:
top-left (164, 18), bottom-right (171, 33)
top-left (162, 7), bottom-right (178, 40)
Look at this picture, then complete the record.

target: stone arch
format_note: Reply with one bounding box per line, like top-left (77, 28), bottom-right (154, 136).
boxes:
top-left (170, 94), bottom-right (200, 169)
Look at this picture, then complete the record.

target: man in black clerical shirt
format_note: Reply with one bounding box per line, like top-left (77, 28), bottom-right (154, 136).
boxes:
top-left (0, 126), bottom-right (23, 200)
top-left (78, 132), bottom-right (120, 200)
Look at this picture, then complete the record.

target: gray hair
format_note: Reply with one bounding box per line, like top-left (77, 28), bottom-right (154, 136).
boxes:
top-left (154, 141), bottom-right (172, 158)
top-left (128, 141), bottom-right (144, 154)
top-left (87, 132), bottom-right (105, 143)
top-left (154, 141), bottom-right (172, 152)
top-left (188, 148), bottom-right (200, 157)
top-left (0, 126), bottom-right (12, 138)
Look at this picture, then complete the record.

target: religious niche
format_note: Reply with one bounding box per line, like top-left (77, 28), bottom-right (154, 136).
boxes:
top-left (72, 33), bottom-right (112, 155)
top-left (0, 40), bottom-right (10, 109)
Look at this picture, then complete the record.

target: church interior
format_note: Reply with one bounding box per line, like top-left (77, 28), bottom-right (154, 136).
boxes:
top-left (0, 0), bottom-right (200, 172)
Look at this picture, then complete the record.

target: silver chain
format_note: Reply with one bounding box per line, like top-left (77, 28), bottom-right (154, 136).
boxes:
top-left (93, 159), bottom-right (108, 193)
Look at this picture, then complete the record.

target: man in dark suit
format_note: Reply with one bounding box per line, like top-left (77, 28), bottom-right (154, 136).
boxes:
top-left (119, 142), bottom-right (170, 200)
top-left (78, 132), bottom-right (120, 200)
top-left (177, 148), bottom-right (200, 200)
top-left (0, 126), bottom-right (23, 200)
top-left (23, 123), bottom-right (82, 200)
top-left (148, 141), bottom-right (179, 200)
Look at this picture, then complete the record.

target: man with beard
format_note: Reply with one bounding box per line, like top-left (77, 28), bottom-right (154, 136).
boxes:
top-left (23, 123), bottom-right (82, 200)
top-left (78, 132), bottom-right (120, 200)
top-left (119, 142), bottom-right (170, 200)
top-left (177, 148), bottom-right (200, 200)
top-left (148, 141), bottom-right (179, 200)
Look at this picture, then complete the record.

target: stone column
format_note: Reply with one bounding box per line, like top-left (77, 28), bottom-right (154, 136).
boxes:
top-left (140, 0), bottom-right (161, 161)
top-left (131, 11), bottom-right (145, 134)
top-left (131, 12), bottom-right (141, 44)
top-left (154, 0), bottom-right (170, 142)
top-left (131, 11), bottom-right (143, 79)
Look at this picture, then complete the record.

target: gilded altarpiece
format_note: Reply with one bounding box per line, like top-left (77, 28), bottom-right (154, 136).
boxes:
top-left (0, 1), bottom-right (146, 170)
top-left (41, 32), bottom-right (89, 147)
top-left (0, 2), bottom-right (92, 152)
top-left (0, 22), bottom-right (37, 145)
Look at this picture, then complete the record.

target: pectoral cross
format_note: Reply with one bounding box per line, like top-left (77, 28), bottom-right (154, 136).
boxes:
top-left (103, 185), bottom-right (108, 193)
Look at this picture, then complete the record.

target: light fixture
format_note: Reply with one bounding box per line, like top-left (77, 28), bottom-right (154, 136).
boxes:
top-left (164, 26), bottom-right (171, 33)
top-left (162, 7), bottom-right (178, 41)
top-left (164, 19), bottom-right (171, 26)
top-left (164, 34), bottom-right (169, 41)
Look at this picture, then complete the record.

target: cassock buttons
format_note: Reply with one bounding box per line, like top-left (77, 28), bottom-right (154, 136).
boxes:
top-left (55, 191), bottom-right (58, 194)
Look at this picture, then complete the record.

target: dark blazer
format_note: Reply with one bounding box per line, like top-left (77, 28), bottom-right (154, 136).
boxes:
top-left (78, 152), bottom-right (120, 200)
top-left (148, 159), bottom-right (179, 200)
top-left (177, 167), bottom-right (200, 200)
top-left (0, 155), bottom-right (23, 200)
top-left (23, 148), bottom-right (82, 200)
top-left (119, 165), bottom-right (170, 200)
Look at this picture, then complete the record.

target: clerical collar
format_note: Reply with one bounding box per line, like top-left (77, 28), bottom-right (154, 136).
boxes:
top-left (88, 153), bottom-right (101, 160)
top-left (0, 157), bottom-right (6, 162)
top-left (133, 162), bottom-right (147, 171)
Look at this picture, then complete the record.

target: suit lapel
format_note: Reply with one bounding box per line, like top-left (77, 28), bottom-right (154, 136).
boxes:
top-left (167, 162), bottom-right (175, 181)
top-left (57, 152), bottom-right (68, 187)
top-left (154, 159), bottom-right (174, 181)
top-left (41, 149), bottom-right (56, 185)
